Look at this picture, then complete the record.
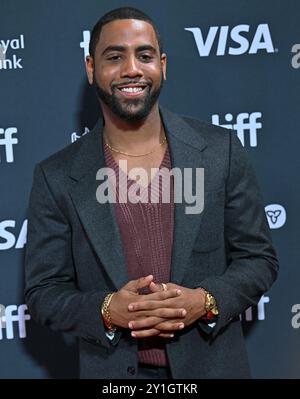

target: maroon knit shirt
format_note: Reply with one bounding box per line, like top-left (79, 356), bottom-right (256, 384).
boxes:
top-left (104, 142), bottom-right (174, 367)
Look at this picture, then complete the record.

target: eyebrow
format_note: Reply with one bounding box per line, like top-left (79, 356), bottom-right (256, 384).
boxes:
top-left (102, 45), bottom-right (157, 56)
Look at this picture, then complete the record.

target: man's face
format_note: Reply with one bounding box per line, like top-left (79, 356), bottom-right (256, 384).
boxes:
top-left (86, 19), bottom-right (167, 122)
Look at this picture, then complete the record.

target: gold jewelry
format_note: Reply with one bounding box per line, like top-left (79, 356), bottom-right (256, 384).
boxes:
top-left (161, 283), bottom-right (168, 291)
top-left (104, 135), bottom-right (167, 157)
top-left (101, 293), bottom-right (117, 332)
top-left (202, 289), bottom-right (219, 315)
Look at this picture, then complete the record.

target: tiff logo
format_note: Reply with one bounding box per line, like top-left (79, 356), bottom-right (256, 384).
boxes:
top-left (0, 127), bottom-right (18, 163)
top-left (241, 295), bottom-right (270, 322)
top-left (291, 44), bottom-right (300, 69)
top-left (0, 304), bottom-right (31, 340)
top-left (80, 30), bottom-right (90, 60)
top-left (212, 112), bottom-right (262, 147)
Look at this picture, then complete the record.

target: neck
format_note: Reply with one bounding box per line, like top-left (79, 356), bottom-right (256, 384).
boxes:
top-left (100, 102), bottom-right (163, 153)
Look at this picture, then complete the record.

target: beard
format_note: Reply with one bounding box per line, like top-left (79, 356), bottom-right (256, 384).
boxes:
top-left (93, 72), bottom-right (164, 122)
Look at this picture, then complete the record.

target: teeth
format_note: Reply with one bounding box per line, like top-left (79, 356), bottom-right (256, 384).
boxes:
top-left (120, 87), bottom-right (144, 93)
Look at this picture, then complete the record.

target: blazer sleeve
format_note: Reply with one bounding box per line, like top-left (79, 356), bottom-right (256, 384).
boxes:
top-left (24, 164), bottom-right (121, 348)
top-left (198, 132), bottom-right (279, 337)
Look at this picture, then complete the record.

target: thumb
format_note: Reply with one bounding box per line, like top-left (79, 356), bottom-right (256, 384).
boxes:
top-left (124, 275), bottom-right (154, 293)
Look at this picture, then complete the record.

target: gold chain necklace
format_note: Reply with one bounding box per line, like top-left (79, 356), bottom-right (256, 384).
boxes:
top-left (104, 135), bottom-right (167, 157)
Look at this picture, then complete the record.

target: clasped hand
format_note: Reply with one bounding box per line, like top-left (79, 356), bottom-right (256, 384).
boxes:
top-left (109, 275), bottom-right (206, 339)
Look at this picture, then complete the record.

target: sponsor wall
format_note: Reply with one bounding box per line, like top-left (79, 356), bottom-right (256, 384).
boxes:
top-left (0, 0), bottom-right (299, 378)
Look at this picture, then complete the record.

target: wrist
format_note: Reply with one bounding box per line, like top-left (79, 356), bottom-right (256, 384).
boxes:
top-left (194, 288), bottom-right (207, 318)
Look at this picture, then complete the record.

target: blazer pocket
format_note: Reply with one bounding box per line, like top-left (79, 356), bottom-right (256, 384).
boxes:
top-left (193, 189), bottom-right (224, 253)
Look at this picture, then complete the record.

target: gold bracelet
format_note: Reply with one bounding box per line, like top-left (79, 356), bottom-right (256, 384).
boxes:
top-left (202, 289), bottom-right (219, 315)
top-left (101, 293), bottom-right (117, 332)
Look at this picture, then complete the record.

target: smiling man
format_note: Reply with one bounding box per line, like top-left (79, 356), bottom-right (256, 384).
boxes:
top-left (90, 19), bottom-right (165, 122)
top-left (25, 7), bottom-right (278, 379)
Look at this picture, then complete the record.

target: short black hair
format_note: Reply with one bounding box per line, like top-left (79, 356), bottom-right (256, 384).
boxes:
top-left (89, 6), bottom-right (163, 58)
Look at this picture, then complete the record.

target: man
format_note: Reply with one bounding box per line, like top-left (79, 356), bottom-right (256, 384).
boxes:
top-left (24, 7), bottom-right (278, 379)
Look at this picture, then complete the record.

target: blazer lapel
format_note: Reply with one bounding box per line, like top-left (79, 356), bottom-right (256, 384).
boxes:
top-left (160, 108), bottom-right (208, 285)
top-left (68, 119), bottom-right (128, 289)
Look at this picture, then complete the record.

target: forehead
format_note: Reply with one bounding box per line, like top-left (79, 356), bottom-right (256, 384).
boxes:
top-left (97, 19), bottom-right (159, 52)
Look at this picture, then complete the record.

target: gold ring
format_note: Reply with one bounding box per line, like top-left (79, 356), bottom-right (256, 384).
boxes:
top-left (161, 283), bottom-right (168, 291)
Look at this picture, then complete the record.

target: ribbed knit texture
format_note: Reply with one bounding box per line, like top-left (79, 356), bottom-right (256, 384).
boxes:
top-left (104, 142), bottom-right (174, 367)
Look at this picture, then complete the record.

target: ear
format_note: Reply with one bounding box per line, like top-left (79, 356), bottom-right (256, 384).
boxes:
top-left (85, 55), bottom-right (94, 85)
top-left (161, 53), bottom-right (167, 81)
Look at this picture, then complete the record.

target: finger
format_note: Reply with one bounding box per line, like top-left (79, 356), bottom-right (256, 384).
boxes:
top-left (157, 333), bottom-right (175, 338)
top-left (154, 321), bottom-right (185, 331)
top-left (124, 275), bottom-right (153, 292)
top-left (131, 323), bottom-right (184, 338)
top-left (130, 318), bottom-right (184, 331)
top-left (149, 282), bottom-right (168, 293)
top-left (134, 308), bottom-right (187, 319)
top-left (146, 288), bottom-right (181, 301)
top-left (128, 289), bottom-right (181, 311)
top-left (131, 328), bottom-right (161, 339)
top-left (129, 317), bottom-right (163, 330)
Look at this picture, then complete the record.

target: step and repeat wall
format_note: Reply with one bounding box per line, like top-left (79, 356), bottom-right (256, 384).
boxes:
top-left (1, 0), bottom-right (299, 378)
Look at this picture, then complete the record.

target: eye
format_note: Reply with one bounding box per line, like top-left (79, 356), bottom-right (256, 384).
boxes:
top-left (107, 55), bottom-right (122, 61)
top-left (139, 54), bottom-right (153, 62)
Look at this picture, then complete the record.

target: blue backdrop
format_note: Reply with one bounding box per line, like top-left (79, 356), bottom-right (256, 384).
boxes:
top-left (1, 0), bottom-right (299, 378)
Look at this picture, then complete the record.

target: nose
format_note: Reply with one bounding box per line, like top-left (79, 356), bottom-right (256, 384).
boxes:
top-left (120, 55), bottom-right (143, 78)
